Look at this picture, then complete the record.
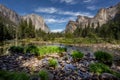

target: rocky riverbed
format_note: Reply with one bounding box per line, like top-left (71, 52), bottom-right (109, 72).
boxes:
top-left (0, 45), bottom-right (120, 80)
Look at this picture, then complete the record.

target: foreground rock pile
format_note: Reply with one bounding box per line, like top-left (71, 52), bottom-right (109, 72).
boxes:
top-left (0, 50), bottom-right (120, 80)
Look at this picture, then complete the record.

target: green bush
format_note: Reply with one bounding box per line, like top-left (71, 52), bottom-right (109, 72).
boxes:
top-left (38, 70), bottom-right (49, 80)
top-left (89, 63), bottom-right (111, 75)
top-left (0, 70), bottom-right (29, 80)
top-left (94, 51), bottom-right (113, 65)
top-left (9, 46), bottom-right (24, 53)
top-left (71, 50), bottom-right (84, 60)
top-left (48, 58), bottom-right (58, 68)
top-left (59, 47), bottom-right (67, 53)
top-left (25, 45), bottom-right (39, 55)
top-left (111, 71), bottom-right (120, 78)
top-left (89, 63), bottom-right (120, 78)
top-left (38, 46), bottom-right (66, 56)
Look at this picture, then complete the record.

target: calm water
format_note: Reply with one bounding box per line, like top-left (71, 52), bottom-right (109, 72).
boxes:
top-left (0, 40), bottom-right (120, 65)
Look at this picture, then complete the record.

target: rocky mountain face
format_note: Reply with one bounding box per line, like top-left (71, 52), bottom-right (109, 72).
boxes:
top-left (65, 2), bottom-right (120, 33)
top-left (0, 4), bottom-right (49, 32)
top-left (22, 14), bottom-right (49, 32)
top-left (0, 4), bottom-right (21, 24)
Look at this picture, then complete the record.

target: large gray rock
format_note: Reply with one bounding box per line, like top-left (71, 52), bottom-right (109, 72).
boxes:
top-left (65, 2), bottom-right (120, 33)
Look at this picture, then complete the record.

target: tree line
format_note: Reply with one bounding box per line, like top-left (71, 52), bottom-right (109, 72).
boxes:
top-left (0, 18), bottom-right (63, 41)
top-left (65, 13), bottom-right (120, 41)
top-left (0, 12), bottom-right (120, 42)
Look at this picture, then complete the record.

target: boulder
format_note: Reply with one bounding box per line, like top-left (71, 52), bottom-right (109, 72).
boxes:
top-left (99, 73), bottom-right (119, 80)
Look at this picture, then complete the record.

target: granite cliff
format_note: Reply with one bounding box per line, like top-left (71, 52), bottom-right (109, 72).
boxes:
top-left (0, 4), bottom-right (49, 32)
top-left (65, 2), bottom-right (120, 33)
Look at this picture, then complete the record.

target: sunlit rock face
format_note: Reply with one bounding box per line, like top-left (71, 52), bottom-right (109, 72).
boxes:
top-left (65, 2), bottom-right (120, 33)
top-left (65, 20), bottom-right (78, 33)
top-left (0, 4), bottom-right (21, 24)
top-left (22, 14), bottom-right (50, 32)
top-left (0, 4), bottom-right (50, 32)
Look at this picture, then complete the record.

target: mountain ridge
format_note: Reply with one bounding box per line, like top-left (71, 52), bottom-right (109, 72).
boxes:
top-left (0, 4), bottom-right (50, 32)
top-left (0, 4), bottom-right (21, 24)
top-left (65, 2), bottom-right (120, 33)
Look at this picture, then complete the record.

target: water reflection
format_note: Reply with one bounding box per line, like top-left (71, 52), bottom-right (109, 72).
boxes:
top-left (0, 40), bottom-right (120, 65)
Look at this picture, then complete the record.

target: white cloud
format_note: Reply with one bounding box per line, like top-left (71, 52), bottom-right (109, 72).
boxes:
top-left (59, 11), bottom-right (80, 16)
top-left (87, 6), bottom-right (96, 10)
top-left (83, 0), bottom-right (92, 3)
top-left (35, 7), bottom-right (57, 13)
top-left (60, 0), bottom-right (76, 4)
top-left (50, 0), bottom-right (77, 4)
top-left (34, 7), bottom-right (93, 17)
top-left (45, 18), bottom-right (65, 23)
top-left (59, 11), bottom-right (93, 17)
top-left (45, 16), bottom-right (76, 24)
top-left (45, 17), bottom-right (75, 23)
top-left (51, 29), bottom-right (63, 32)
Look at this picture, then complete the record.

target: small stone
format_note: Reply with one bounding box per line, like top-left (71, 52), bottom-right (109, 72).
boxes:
top-left (71, 76), bottom-right (76, 79)
top-left (2, 67), bottom-right (7, 70)
top-left (100, 73), bottom-right (119, 80)
top-left (117, 66), bottom-right (120, 70)
top-left (48, 54), bottom-right (59, 58)
top-left (80, 67), bottom-right (86, 72)
top-left (77, 77), bottom-right (82, 80)
top-left (66, 60), bottom-right (70, 64)
top-left (92, 74), bottom-right (99, 80)
top-left (18, 56), bottom-right (23, 60)
top-left (111, 63), bottom-right (116, 69)
top-left (74, 71), bottom-right (78, 75)
top-left (85, 53), bottom-right (91, 58)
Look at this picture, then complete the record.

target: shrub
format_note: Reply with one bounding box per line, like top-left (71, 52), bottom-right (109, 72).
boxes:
top-left (38, 70), bottom-right (49, 80)
top-left (48, 58), bottom-right (58, 68)
top-left (0, 70), bottom-right (29, 80)
top-left (38, 46), bottom-right (66, 56)
top-left (89, 63), bottom-right (111, 75)
top-left (94, 51), bottom-right (113, 65)
top-left (71, 50), bottom-right (84, 60)
top-left (58, 47), bottom-right (67, 53)
top-left (25, 45), bottom-right (39, 55)
top-left (111, 71), bottom-right (120, 78)
top-left (9, 46), bottom-right (24, 53)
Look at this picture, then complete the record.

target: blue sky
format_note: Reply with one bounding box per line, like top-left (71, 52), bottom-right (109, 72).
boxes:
top-left (0, 0), bottom-right (120, 32)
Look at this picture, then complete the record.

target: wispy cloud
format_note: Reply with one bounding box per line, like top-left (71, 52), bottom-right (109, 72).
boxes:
top-left (83, 0), bottom-right (92, 3)
top-left (59, 11), bottom-right (93, 17)
top-left (35, 7), bottom-right (57, 14)
top-left (45, 18), bottom-right (65, 23)
top-left (51, 29), bottom-right (63, 32)
top-left (45, 17), bottom-right (76, 24)
top-left (50, 0), bottom-right (77, 5)
top-left (60, 0), bottom-right (76, 4)
top-left (34, 7), bottom-right (93, 17)
top-left (87, 6), bottom-right (97, 10)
